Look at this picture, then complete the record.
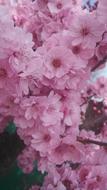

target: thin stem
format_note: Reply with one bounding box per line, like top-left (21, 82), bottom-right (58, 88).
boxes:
top-left (77, 136), bottom-right (107, 147)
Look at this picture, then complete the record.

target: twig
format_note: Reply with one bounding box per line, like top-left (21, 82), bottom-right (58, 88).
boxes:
top-left (77, 136), bottom-right (107, 147)
top-left (91, 56), bottom-right (107, 72)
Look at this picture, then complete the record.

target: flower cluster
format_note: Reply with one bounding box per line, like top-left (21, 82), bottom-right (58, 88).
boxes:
top-left (1, 0), bottom-right (107, 189)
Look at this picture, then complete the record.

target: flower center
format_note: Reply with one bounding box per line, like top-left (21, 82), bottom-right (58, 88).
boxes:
top-left (43, 134), bottom-right (51, 142)
top-left (81, 27), bottom-right (89, 36)
top-left (56, 2), bottom-right (62, 9)
top-left (72, 45), bottom-right (81, 54)
top-left (100, 83), bottom-right (105, 88)
top-left (72, 0), bottom-right (77, 5)
top-left (52, 59), bottom-right (62, 68)
top-left (0, 68), bottom-right (7, 78)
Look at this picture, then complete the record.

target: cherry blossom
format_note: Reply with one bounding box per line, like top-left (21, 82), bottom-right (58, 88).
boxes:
top-left (0, 0), bottom-right (107, 190)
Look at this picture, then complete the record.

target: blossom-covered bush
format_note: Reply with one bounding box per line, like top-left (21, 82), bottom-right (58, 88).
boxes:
top-left (1, 0), bottom-right (107, 189)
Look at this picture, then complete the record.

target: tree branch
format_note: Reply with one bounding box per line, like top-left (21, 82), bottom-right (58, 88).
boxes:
top-left (91, 56), bottom-right (107, 72)
top-left (77, 136), bottom-right (107, 147)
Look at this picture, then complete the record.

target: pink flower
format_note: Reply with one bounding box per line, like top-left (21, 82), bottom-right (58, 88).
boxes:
top-left (97, 0), bottom-right (107, 24)
top-left (49, 141), bottom-right (82, 164)
top-left (40, 91), bottom-right (63, 126)
top-left (43, 46), bottom-right (75, 79)
top-left (62, 100), bottom-right (81, 127)
top-left (14, 115), bottom-right (35, 129)
top-left (31, 125), bottom-right (60, 155)
top-left (19, 56), bottom-right (43, 79)
top-left (78, 164), bottom-right (107, 189)
top-left (47, 0), bottom-right (82, 16)
top-left (8, 27), bottom-right (34, 74)
top-left (1, 0), bottom-right (107, 188)
top-left (61, 34), bottom-right (94, 61)
top-left (47, 0), bottom-right (74, 15)
top-left (0, 59), bottom-right (14, 89)
top-left (70, 14), bottom-right (105, 48)
top-left (17, 146), bottom-right (36, 173)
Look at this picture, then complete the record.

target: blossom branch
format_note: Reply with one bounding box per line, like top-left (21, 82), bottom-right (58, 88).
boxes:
top-left (77, 136), bottom-right (107, 147)
top-left (91, 56), bottom-right (107, 72)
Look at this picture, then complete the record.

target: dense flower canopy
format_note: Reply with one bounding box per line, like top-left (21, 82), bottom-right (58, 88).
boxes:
top-left (0, 0), bottom-right (107, 189)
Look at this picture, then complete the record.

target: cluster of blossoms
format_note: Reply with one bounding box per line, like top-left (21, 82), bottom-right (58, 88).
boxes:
top-left (1, 0), bottom-right (107, 189)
